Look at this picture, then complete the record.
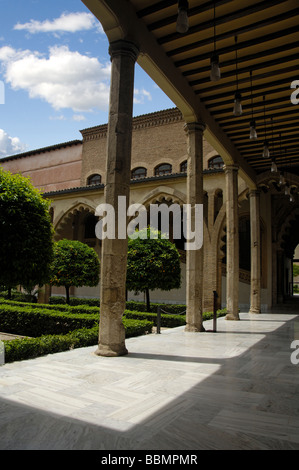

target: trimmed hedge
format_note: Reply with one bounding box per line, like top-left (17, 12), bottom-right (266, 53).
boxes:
top-left (0, 299), bottom-right (226, 333)
top-left (0, 298), bottom-right (226, 364)
top-left (50, 296), bottom-right (99, 307)
top-left (3, 318), bottom-right (153, 363)
top-left (0, 304), bottom-right (99, 337)
top-left (124, 310), bottom-right (186, 328)
top-left (124, 308), bottom-right (227, 327)
top-left (49, 296), bottom-right (187, 314)
top-left (0, 298), bottom-right (100, 315)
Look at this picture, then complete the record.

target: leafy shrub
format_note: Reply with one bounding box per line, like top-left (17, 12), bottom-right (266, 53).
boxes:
top-left (0, 304), bottom-right (99, 337)
top-left (124, 310), bottom-right (186, 328)
top-left (50, 296), bottom-right (187, 314)
top-left (50, 239), bottom-right (100, 304)
top-left (3, 319), bottom-right (153, 363)
top-left (0, 298), bottom-right (100, 315)
top-left (0, 168), bottom-right (53, 293)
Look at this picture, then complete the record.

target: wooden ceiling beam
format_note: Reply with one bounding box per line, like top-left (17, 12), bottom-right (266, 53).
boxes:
top-left (159, 0), bottom-right (287, 44)
top-left (174, 24), bottom-right (299, 67)
top-left (200, 78), bottom-right (290, 102)
top-left (168, 6), bottom-right (298, 57)
top-left (145, 0), bottom-right (232, 30)
top-left (189, 52), bottom-right (298, 86)
top-left (184, 42), bottom-right (299, 80)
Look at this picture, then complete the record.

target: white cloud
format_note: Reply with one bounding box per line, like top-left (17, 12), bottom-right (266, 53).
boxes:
top-left (0, 45), bottom-right (111, 112)
top-left (134, 88), bottom-right (152, 104)
top-left (13, 12), bottom-right (101, 35)
top-left (72, 114), bottom-right (86, 122)
top-left (0, 129), bottom-right (27, 157)
top-left (49, 114), bottom-right (66, 121)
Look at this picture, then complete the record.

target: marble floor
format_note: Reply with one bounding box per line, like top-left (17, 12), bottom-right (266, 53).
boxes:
top-left (0, 303), bottom-right (299, 450)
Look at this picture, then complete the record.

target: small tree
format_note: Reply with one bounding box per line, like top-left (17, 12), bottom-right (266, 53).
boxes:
top-left (293, 264), bottom-right (299, 278)
top-left (126, 228), bottom-right (181, 311)
top-left (50, 239), bottom-right (100, 304)
top-left (0, 168), bottom-right (53, 296)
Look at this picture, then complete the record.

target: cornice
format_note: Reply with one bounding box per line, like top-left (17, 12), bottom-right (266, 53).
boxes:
top-left (80, 107), bottom-right (183, 142)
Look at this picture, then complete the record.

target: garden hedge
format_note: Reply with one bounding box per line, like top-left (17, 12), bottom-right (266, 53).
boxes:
top-left (0, 298), bottom-right (100, 315)
top-left (0, 298), bottom-right (226, 364)
top-left (49, 296), bottom-right (188, 314)
top-left (3, 318), bottom-right (153, 363)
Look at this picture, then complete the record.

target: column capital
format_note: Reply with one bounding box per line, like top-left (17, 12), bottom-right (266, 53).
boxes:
top-left (248, 188), bottom-right (261, 198)
top-left (184, 121), bottom-right (206, 134)
top-left (109, 39), bottom-right (139, 62)
top-left (223, 163), bottom-right (239, 173)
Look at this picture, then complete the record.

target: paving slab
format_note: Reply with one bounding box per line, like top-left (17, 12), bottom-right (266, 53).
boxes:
top-left (0, 311), bottom-right (299, 450)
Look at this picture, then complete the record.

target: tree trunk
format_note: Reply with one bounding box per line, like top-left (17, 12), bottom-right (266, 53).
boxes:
top-left (65, 286), bottom-right (70, 305)
top-left (145, 288), bottom-right (150, 312)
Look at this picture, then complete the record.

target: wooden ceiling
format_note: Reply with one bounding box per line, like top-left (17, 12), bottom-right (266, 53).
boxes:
top-left (131, 0), bottom-right (299, 176)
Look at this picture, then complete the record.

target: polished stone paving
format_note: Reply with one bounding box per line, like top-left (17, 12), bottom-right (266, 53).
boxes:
top-left (0, 306), bottom-right (299, 450)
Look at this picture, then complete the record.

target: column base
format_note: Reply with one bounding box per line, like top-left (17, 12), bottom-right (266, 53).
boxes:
top-left (95, 343), bottom-right (128, 357)
top-left (185, 324), bottom-right (206, 332)
top-left (225, 313), bottom-right (240, 321)
top-left (249, 307), bottom-right (261, 314)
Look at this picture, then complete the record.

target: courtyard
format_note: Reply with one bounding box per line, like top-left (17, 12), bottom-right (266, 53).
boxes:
top-left (0, 299), bottom-right (299, 451)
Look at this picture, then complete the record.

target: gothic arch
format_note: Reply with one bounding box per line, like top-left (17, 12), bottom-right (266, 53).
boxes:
top-left (138, 186), bottom-right (187, 208)
top-left (53, 201), bottom-right (96, 241)
top-left (277, 207), bottom-right (299, 253)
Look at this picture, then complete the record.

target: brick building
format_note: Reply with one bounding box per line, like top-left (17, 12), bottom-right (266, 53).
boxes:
top-left (1, 107), bottom-right (298, 316)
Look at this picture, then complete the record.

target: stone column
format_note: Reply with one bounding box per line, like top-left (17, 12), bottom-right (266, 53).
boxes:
top-left (277, 249), bottom-right (284, 303)
top-left (184, 122), bottom-right (205, 332)
top-left (95, 40), bottom-right (139, 357)
top-left (272, 243), bottom-right (278, 305)
top-left (224, 164), bottom-right (240, 320)
top-left (249, 189), bottom-right (261, 314)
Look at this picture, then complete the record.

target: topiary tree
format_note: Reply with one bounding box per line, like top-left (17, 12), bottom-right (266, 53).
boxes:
top-left (50, 239), bottom-right (100, 304)
top-left (126, 228), bottom-right (181, 311)
top-left (293, 263), bottom-right (299, 278)
top-left (0, 168), bottom-right (54, 297)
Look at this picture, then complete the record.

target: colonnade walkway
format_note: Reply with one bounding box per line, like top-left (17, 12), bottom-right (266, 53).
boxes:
top-left (0, 299), bottom-right (299, 450)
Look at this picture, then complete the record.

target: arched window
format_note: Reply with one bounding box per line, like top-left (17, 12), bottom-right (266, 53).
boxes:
top-left (208, 156), bottom-right (224, 170)
top-left (155, 163), bottom-right (172, 176)
top-left (131, 167), bottom-right (147, 180)
top-left (180, 160), bottom-right (187, 173)
top-left (87, 174), bottom-right (101, 186)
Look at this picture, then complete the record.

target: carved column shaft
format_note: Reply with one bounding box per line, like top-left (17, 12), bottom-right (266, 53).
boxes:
top-left (224, 164), bottom-right (240, 320)
top-left (249, 189), bottom-right (261, 314)
top-left (184, 122), bottom-right (205, 332)
top-left (96, 40), bottom-right (139, 357)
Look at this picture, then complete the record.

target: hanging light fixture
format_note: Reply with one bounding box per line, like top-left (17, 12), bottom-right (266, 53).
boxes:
top-left (270, 117), bottom-right (277, 172)
top-left (262, 95), bottom-right (270, 158)
top-left (176, 0), bottom-right (189, 34)
top-left (210, 1), bottom-right (221, 81)
top-left (279, 173), bottom-right (286, 186)
top-left (233, 36), bottom-right (242, 116)
top-left (278, 134), bottom-right (285, 185)
top-left (288, 156), bottom-right (295, 202)
top-left (249, 70), bottom-right (257, 140)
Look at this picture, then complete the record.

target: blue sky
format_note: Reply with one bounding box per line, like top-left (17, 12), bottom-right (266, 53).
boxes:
top-left (0, 0), bottom-right (175, 157)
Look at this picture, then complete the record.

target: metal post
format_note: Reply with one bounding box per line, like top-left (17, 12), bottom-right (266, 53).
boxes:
top-left (157, 306), bottom-right (161, 334)
top-left (213, 290), bottom-right (218, 332)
